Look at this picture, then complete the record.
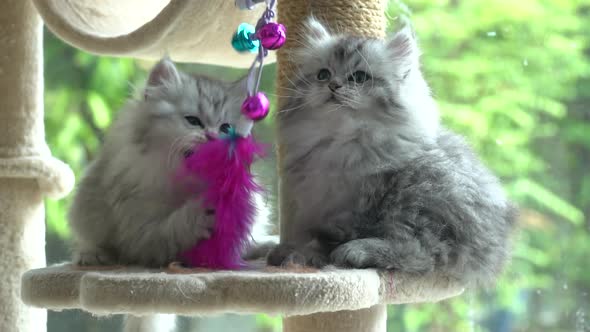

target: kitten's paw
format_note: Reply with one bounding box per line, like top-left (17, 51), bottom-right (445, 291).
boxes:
top-left (330, 240), bottom-right (378, 269)
top-left (330, 238), bottom-right (435, 272)
top-left (267, 244), bottom-right (304, 266)
top-left (267, 243), bottom-right (328, 268)
top-left (196, 211), bottom-right (216, 240)
top-left (74, 249), bottom-right (116, 266)
top-left (197, 223), bottom-right (214, 239)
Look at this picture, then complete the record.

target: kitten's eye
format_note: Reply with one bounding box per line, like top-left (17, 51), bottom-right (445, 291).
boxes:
top-left (219, 123), bottom-right (232, 134)
top-left (348, 71), bottom-right (371, 84)
top-left (184, 116), bottom-right (204, 128)
top-left (317, 69), bottom-right (331, 81)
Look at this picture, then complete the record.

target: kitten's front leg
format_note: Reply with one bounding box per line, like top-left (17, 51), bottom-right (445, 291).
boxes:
top-left (194, 207), bottom-right (217, 241)
top-left (310, 214), bottom-right (358, 251)
top-left (130, 200), bottom-right (216, 267)
top-left (330, 238), bottom-right (435, 274)
top-left (170, 200), bottom-right (216, 245)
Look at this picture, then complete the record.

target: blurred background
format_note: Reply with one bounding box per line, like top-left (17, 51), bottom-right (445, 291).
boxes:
top-left (43, 0), bottom-right (590, 331)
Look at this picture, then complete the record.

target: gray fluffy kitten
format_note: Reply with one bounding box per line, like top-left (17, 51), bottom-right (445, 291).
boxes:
top-left (69, 58), bottom-right (246, 267)
top-left (268, 18), bottom-right (516, 286)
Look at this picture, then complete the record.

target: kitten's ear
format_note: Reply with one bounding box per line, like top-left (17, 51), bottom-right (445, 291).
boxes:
top-left (237, 75), bottom-right (251, 93)
top-left (387, 26), bottom-right (420, 79)
top-left (230, 75), bottom-right (250, 96)
top-left (303, 16), bottom-right (331, 44)
top-left (146, 57), bottom-right (182, 89)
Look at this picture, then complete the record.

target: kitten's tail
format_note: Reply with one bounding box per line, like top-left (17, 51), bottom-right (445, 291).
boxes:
top-left (123, 314), bottom-right (176, 332)
top-left (242, 239), bottom-right (278, 261)
top-left (244, 190), bottom-right (279, 261)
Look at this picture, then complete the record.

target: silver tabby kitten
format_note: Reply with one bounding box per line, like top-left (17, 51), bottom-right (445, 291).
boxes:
top-left (69, 58), bottom-right (245, 267)
top-left (268, 18), bottom-right (516, 286)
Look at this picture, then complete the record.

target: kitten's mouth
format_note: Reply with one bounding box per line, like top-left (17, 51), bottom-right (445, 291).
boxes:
top-left (183, 149), bottom-right (194, 158)
top-left (327, 94), bottom-right (340, 103)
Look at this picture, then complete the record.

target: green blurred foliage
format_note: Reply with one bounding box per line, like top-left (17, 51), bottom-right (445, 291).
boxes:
top-left (44, 0), bottom-right (590, 331)
top-left (255, 314), bottom-right (282, 332)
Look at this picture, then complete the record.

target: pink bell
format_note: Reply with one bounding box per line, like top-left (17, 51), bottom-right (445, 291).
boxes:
top-left (241, 92), bottom-right (270, 121)
top-left (256, 23), bottom-right (287, 50)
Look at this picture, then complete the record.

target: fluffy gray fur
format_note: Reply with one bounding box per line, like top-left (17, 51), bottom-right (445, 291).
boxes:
top-left (68, 58), bottom-right (246, 267)
top-left (268, 18), bottom-right (516, 286)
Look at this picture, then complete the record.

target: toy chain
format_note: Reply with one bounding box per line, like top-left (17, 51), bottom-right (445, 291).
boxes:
top-left (232, 0), bottom-right (286, 136)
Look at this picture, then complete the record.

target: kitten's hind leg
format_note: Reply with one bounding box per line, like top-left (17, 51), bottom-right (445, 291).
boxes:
top-left (267, 243), bottom-right (306, 266)
top-left (242, 241), bottom-right (278, 261)
top-left (267, 241), bottom-right (329, 268)
top-left (74, 247), bottom-right (117, 266)
top-left (330, 238), bottom-right (435, 274)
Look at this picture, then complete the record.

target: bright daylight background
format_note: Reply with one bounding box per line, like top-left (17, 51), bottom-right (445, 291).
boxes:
top-left (43, 0), bottom-right (590, 331)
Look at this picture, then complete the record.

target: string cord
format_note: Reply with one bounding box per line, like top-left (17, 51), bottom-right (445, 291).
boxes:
top-left (244, 0), bottom-right (276, 97)
top-left (234, 0), bottom-right (281, 137)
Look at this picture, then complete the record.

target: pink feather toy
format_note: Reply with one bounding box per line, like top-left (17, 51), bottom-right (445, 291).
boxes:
top-left (178, 132), bottom-right (265, 269)
top-left (176, 0), bottom-right (283, 269)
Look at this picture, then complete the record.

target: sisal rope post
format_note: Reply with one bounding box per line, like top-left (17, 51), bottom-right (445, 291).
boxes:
top-left (276, 1), bottom-right (388, 331)
top-left (0, 1), bottom-right (47, 331)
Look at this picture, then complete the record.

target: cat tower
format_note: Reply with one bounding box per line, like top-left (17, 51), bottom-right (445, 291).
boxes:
top-left (0, 0), bottom-right (464, 331)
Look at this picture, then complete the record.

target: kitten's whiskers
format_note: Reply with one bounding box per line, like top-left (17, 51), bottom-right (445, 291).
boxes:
top-left (167, 135), bottom-right (200, 171)
top-left (167, 137), bottom-right (186, 170)
top-left (279, 98), bottom-right (314, 114)
top-left (277, 88), bottom-right (308, 97)
top-left (355, 49), bottom-right (375, 90)
top-left (337, 92), bottom-right (362, 109)
top-left (283, 75), bottom-right (310, 94)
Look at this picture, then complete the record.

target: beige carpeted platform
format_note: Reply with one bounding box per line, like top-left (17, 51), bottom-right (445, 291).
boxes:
top-left (21, 263), bottom-right (463, 317)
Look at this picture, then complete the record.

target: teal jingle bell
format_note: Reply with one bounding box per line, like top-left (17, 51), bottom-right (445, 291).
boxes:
top-left (231, 23), bottom-right (259, 53)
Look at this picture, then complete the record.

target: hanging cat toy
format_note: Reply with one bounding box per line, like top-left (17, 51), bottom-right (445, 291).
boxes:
top-left (177, 0), bottom-right (286, 269)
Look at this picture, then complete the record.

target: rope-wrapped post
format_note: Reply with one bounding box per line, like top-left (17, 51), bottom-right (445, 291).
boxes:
top-left (0, 1), bottom-right (47, 331)
top-left (276, 0), bottom-right (388, 331)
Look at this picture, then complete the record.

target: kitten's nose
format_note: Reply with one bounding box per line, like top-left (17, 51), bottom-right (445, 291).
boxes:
top-left (329, 81), bottom-right (343, 92)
